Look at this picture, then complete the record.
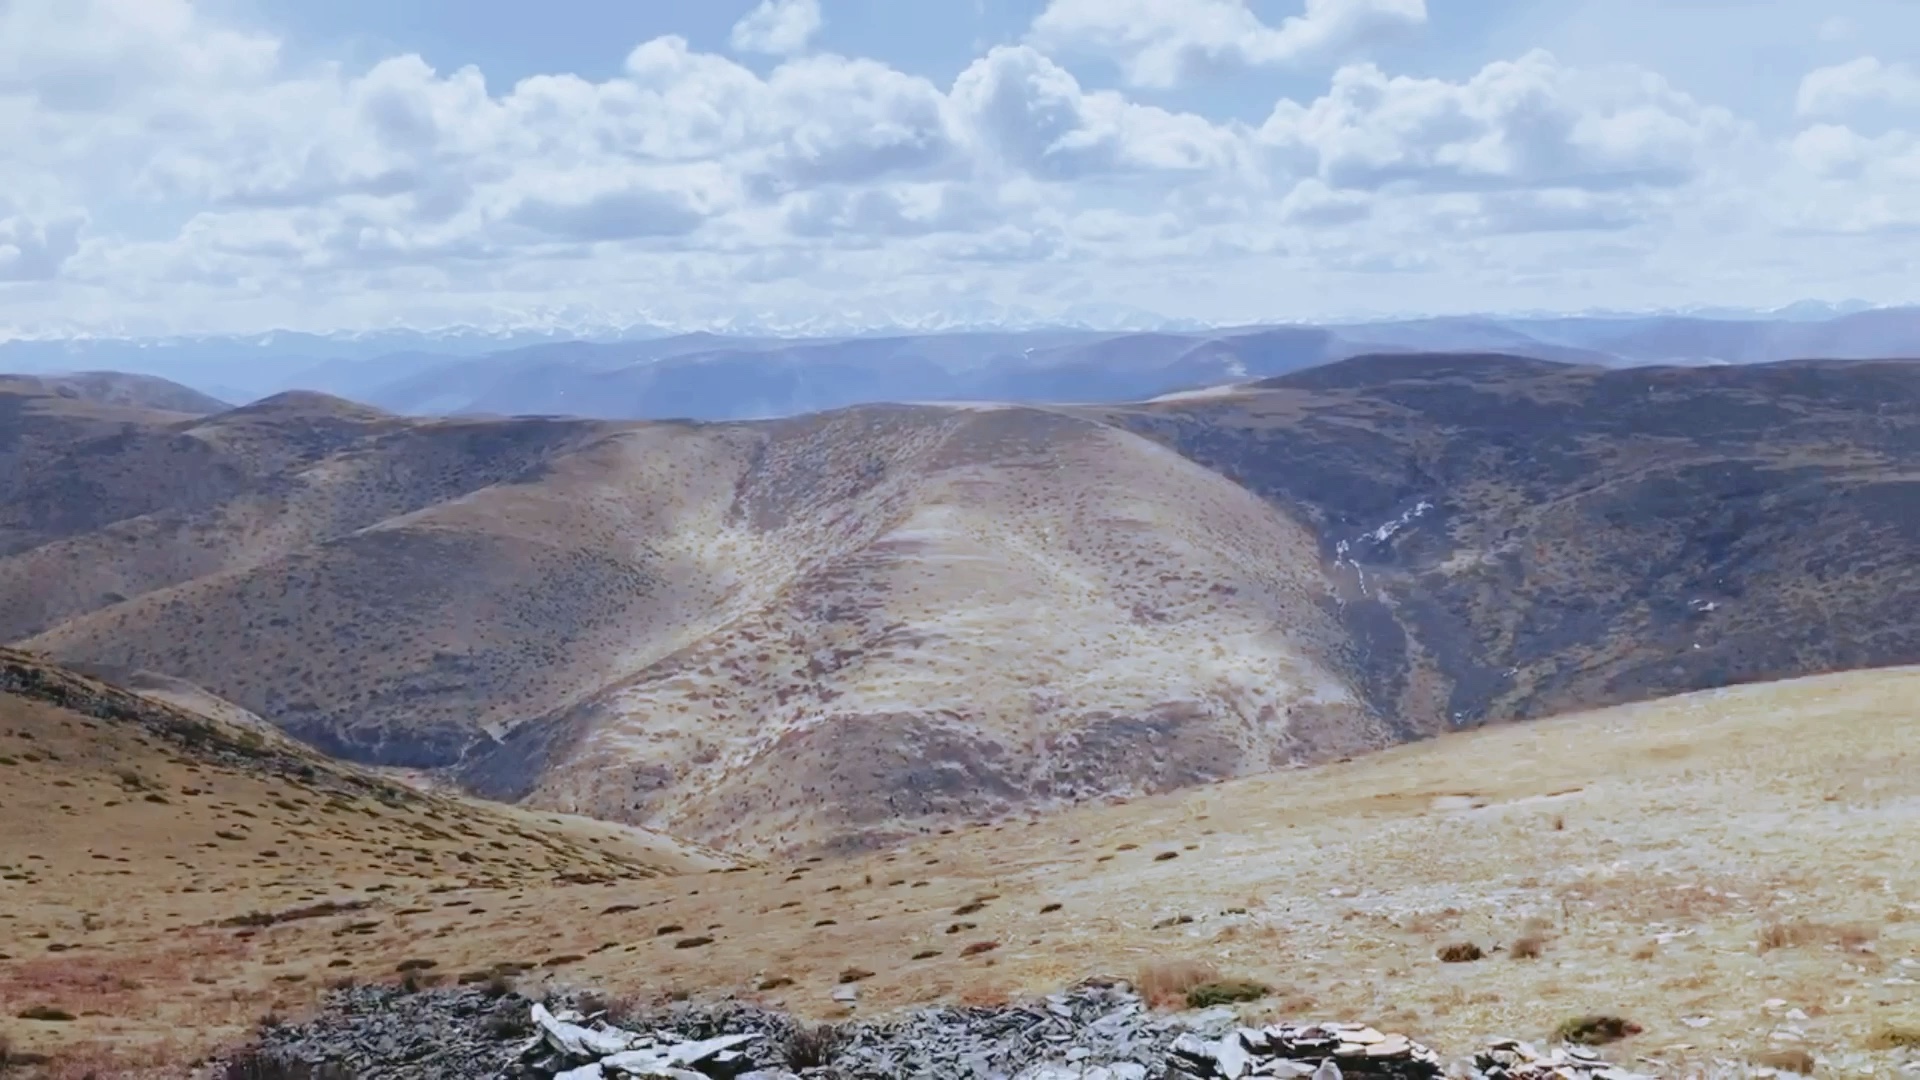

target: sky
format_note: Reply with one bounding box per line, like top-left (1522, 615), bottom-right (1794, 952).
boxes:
top-left (2, 0), bottom-right (1919, 336)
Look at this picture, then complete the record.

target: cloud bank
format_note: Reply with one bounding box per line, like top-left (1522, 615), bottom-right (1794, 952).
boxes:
top-left (0, 0), bottom-right (1915, 335)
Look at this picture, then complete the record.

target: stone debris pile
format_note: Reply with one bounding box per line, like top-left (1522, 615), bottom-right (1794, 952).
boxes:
top-left (222, 981), bottom-right (1662, 1080)
top-left (529, 1002), bottom-right (767, 1078)
top-left (1467, 1037), bottom-right (1656, 1080)
top-left (835, 981), bottom-right (1179, 1078)
top-left (1162, 1020), bottom-right (1444, 1078)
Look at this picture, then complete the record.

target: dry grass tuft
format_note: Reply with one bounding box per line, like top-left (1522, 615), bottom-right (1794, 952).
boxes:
top-left (1756, 918), bottom-right (1876, 954)
top-left (782, 1023), bottom-right (842, 1069)
top-left (1751, 1047), bottom-right (1817, 1074)
top-left (1435, 942), bottom-right (1484, 963)
top-left (1184, 979), bottom-right (1269, 1009)
top-left (1553, 1015), bottom-right (1642, 1046)
top-left (1135, 959), bottom-right (1222, 1007)
top-left (1509, 934), bottom-right (1546, 960)
top-left (1864, 1023), bottom-right (1920, 1050)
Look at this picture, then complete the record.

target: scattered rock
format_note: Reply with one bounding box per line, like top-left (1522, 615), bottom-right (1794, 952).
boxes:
top-left (218, 981), bottom-right (1660, 1080)
top-left (1471, 1036), bottom-right (1656, 1079)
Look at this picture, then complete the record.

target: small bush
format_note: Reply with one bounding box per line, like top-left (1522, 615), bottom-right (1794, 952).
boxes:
top-left (1136, 959), bottom-right (1222, 1007)
top-left (1510, 934), bottom-right (1546, 960)
top-left (1185, 980), bottom-right (1269, 1009)
top-left (783, 1023), bottom-right (842, 1069)
top-left (1554, 1015), bottom-right (1642, 1046)
top-left (837, 967), bottom-right (874, 983)
top-left (17, 1005), bottom-right (75, 1022)
top-left (960, 941), bottom-right (999, 957)
top-left (1436, 942), bottom-right (1485, 963)
top-left (674, 936), bottom-right (714, 949)
top-left (910, 949), bottom-right (941, 960)
top-left (1039, 902), bottom-right (1063, 914)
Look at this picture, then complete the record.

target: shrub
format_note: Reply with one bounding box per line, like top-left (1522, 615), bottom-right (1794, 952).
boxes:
top-left (837, 967), bottom-right (874, 983)
top-left (1436, 942), bottom-right (1484, 963)
top-left (1185, 980), bottom-right (1269, 1009)
top-left (783, 1024), bottom-right (842, 1069)
top-left (1553, 1015), bottom-right (1642, 1046)
top-left (1134, 959), bottom-right (1221, 1007)
top-left (960, 941), bottom-right (999, 957)
top-left (1509, 934), bottom-right (1546, 960)
top-left (16, 1005), bottom-right (75, 1022)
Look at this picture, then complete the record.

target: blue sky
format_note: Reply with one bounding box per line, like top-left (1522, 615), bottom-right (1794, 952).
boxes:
top-left (4, 0), bottom-right (1919, 335)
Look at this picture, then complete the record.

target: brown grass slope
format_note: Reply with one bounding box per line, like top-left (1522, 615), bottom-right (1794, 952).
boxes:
top-left (0, 410), bottom-right (608, 642)
top-left (6, 660), bottom-right (1915, 1076)
top-left (0, 648), bottom-right (721, 1071)
top-left (459, 404), bottom-right (1375, 852)
top-left (9, 355), bottom-right (1920, 855)
top-left (1100, 353), bottom-right (1920, 733)
top-left (0, 387), bottom-right (404, 560)
top-left (0, 371), bottom-right (229, 415)
top-left (21, 403), bottom-right (1376, 852)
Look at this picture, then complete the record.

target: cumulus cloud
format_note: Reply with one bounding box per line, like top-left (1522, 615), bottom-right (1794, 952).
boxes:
top-left (0, 211), bottom-right (85, 281)
top-left (729, 0), bottom-right (823, 57)
top-left (1258, 50), bottom-right (1737, 192)
top-left (950, 46), bottom-right (1248, 179)
top-left (1796, 57), bottom-right (1920, 118)
top-left (1029, 0), bottom-right (1427, 88)
top-left (3, 0), bottom-right (1917, 333)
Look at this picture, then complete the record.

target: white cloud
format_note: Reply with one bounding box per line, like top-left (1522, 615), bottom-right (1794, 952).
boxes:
top-left (729, 0), bottom-right (823, 57)
top-left (950, 46), bottom-right (1249, 179)
top-left (1258, 50), bottom-right (1739, 193)
top-left (0, 210), bottom-right (85, 281)
top-left (1029, 0), bottom-right (1427, 88)
top-left (1796, 56), bottom-right (1920, 118)
top-left (3, 0), bottom-right (1919, 334)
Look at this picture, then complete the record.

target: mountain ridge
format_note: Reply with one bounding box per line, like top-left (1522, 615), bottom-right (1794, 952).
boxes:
top-left (5, 352), bottom-right (1919, 854)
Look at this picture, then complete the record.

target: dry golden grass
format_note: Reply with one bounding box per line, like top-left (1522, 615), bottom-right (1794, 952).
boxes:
top-left (5, 661), bottom-right (1920, 1075)
top-left (0, 665), bottom-right (721, 1076)
top-left (1133, 958), bottom-right (1221, 1008)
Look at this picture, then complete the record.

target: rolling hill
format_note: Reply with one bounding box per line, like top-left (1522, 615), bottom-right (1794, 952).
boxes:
top-left (4, 354), bottom-right (1919, 856)
top-left (6, 652), bottom-right (1916, 1075)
